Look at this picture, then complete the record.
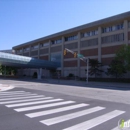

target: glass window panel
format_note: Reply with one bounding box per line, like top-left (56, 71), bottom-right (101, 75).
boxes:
top-left (51, 52), bottom-right (61, 63)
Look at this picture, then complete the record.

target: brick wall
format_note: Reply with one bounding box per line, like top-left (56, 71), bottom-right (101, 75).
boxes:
top-left (102, 57), bottom-right (115, 65)
top-left (80, 48), bottom-right (98, 56)
top-left (64, 60), bottom-right (77, 67)
top-left (39, 55), bottom-right (49, 60)
top-left (101, 45), bottom-right (123, 55)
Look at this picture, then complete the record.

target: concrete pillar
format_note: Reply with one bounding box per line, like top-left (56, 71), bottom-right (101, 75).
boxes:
top-left (38, 43), bottom-right (40, 59)
top-left (37, 68), bottom-right (42, 80)
top-left (77, 32), bottom-right (81, 77)
top-left (29, 45), bottom-right (31, 57)
top-left (124, 20), bottom-right (128, 45)
top-left (22, 48), bottom-right (24, 56)
top-left (48, 40), bottom-right (51, 61)
top-left (98, 27), bottom-right (102, 62)
top-left (61, 37), bottom-right (64, 77)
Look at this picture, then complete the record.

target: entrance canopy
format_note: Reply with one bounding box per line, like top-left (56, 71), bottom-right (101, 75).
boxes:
top-left (0, 52), bottom-right (60, 69)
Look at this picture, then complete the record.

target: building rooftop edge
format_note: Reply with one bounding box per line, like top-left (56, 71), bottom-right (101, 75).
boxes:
top-left (13, 11), bottom-right (130, 49)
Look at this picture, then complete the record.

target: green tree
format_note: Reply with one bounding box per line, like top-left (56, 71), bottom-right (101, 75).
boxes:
top-left (0, 65), bottom-right (17, 75)
top-left (106, 59), bottom-right (126, 78)
top-left (116, 45), bottom-right (130, 71)
top-left (0, 65), bottom-right (5, 75)
top-left (0, 64), bottom-right (2, 74)
top-left (89, 59), bottom-right (103, 78)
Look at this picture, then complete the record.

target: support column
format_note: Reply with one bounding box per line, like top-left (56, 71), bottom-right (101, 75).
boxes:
top-left (29, 45), bottom-right (31, 57)
top-left (37, 68), bottom-right (42, 80)
top-left (61, 37), bottom-right (64, 77)
top-left (77, 32), bottom-right (81, 77)
top-left (38, 43), bottom-right (40, 59)
top-left (124, 20), bottom-right (128, 45)
top-left (98, 27), bottom-right (102, 62)
top-left (48, 40), bottom-right (51, 61)
top-left (22, 48), bottom-right (24, 56)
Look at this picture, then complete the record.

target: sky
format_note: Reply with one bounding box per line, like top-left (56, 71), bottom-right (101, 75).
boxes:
top-left (0, 0), bottom-right (130, 50)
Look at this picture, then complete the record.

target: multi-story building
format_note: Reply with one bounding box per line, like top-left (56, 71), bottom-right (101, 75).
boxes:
top-left (0, 49), bottom-right (14, 54)
top-left (13, 11), bottom-right (130, 78)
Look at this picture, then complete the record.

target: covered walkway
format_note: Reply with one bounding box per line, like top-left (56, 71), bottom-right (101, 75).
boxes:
top-left (0, 52), bottom-right (60, 79)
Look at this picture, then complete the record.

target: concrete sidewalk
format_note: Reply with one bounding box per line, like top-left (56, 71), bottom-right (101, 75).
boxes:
top-left (0, 84), bottom-right (14, 91)
top-left (1, 77), bottom-right (130, 89)
top-left (0, 78), bottom-right (130, 105)
top-left (45, 79), bottom-right (130, 89)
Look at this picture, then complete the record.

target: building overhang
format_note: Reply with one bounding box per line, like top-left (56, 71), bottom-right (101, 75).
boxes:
top-left (0, 52), bottom-right (60, 69)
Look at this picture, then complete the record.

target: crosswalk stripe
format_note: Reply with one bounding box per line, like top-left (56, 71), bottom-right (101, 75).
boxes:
top-left (6, 99), bottom-right (64, 107)
top-left (0, 91), bottom-right (25, 93)
top-left (0, 95), bottom-right (44, 101)
top-left (41, 106), bottom-right (105, 126)
top-left (0, 97), bottom-right (53, 104)
top-left (26, 103), bottom-right (89, 118)
top-left (15, 101), bottom-right (76, 112)
top-left (0, 93), bottom-right (37, 98)
top-left (0, 92), bottom-right (30, 96)
top-left (63, 110), bottom-right (125, 130)
top-left (0, 93), bottom-right (31, 97)
top-left (0, 92), bottom-right (31, 96)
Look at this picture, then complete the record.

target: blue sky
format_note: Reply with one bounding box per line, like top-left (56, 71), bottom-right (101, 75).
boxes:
top-left (0, 0), bottom-right (130, 50)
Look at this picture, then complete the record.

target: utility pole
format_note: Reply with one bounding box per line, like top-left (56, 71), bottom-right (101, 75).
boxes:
top-left (64, 48), bottom-right (89, 84)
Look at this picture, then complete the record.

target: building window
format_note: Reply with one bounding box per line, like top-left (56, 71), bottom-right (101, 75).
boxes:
top-left (102, 33), bottom-right (124, 44)
top-left (23, 47), bottom-right (30, 52)
top-left (31, 45), bottom-right (38, 50)
top-left (40, 42), bottom-right (49, 47)
top-left (102, 28), bottom-right (107, 33)
top-left (116, 23), bottom-right (123, 30)
top-left (82, 30), bottom-right (98, 38)
top-left (102, 23), bottom-right (124, 33)
top-left (80, 38), bottom-right (98, 48)
top-left (51, 39), bottom-right (62, 45)
top-left (65, 35), bottom-right (77, 41)
top-left (51, 52), bottom-right (61, 63)
top-left (17, 49), bottom-right (22, 53)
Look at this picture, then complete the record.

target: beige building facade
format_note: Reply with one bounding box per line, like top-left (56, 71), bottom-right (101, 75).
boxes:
top-left (13, 11), bottom-right (130, 78)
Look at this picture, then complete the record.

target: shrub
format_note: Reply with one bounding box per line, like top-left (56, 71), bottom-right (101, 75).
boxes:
top-left (68, 73), bottom-right (74, 77)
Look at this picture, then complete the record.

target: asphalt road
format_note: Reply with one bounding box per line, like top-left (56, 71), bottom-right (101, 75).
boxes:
top-left (0, 86), bottom-right (130, 130)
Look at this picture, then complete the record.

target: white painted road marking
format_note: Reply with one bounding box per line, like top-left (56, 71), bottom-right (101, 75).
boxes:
top-left (26, 103), bottom-right (89, 118)
top-left (0, 97), bottom-right (53, 104)
top-left (0, 91), bottom-right (25, 93)
top-left (0, 95), bottom-right (44, 101)
top-left (0, 90), bottom-right (126, 130)
top-left (15, 101), bottom-right (75, 112)
top-left (41, 106), bottom-right (105, 126)
top-left (63, 110), bottom-right (125, 130)
top-left (6, 98), bottom-right (64, 107)
top-left (0, 92), bottom-right (31, 95)
top-left (0, 93), bottom-right (37, 98)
